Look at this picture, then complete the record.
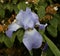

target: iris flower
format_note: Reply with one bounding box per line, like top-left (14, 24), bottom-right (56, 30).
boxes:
top-left (5, 7), bottom-right (47, 51)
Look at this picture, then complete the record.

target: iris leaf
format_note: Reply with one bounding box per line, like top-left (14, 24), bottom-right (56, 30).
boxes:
top-left (43, 34), bottom-right (60, 56)
top-left (16, 29), bottom-right (24, 43)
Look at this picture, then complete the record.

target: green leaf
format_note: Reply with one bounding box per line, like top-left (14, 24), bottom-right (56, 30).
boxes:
top-left (38, 0), bottom-right (47, 5)
top-left (49, 18), bottom-right (58, 28)
top-left (41, 51), bottom-right (47, 56)
top-left (5, 4), bottom-right (11, 10)
top-left (5, 3), bottom-right (14, 12)
top-left (37, 6), bottom-right (45, 18)
top-left (0, 3), bottom-right (3, 8)
top-left (41, 48), bottom-right (53, 56)
top-left (10, 32), bottom-right (16, 45)
top-left (4, 32), bottom-right (16, 48)
top-left (47, 17), bottom-right (58, 37)
top-left (55, 14), bottom-right (60, 32)
top-left (0, 8), bottom-right (5, 18)
top-left (13, 5), bottom-right (19, 14)
top-left (50, 14), bottom-right (60, 32)
top-left (0, 34), bottom-right (4, 43)
top-left (43, 34), bottom-right (60, 56)
top-left (47, 25), bottom-right (57, 37)
top-left (29, 51), bottom-right (33, 56)
top-left (3, 35), bottom-right (13, 48)
top-left (16, 29), bottom-right (24, 43)
top-left (12, 0), bottom-right (18, 4)
top-left (46, 48), bottom-right (54, 56)
top-left (17, 2), bottom-right (27, 10)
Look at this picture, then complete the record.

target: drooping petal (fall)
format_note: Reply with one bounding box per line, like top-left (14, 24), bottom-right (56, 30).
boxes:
top-left (8, 23), bottom-right (20, 31)
top-left (5, 30), bottom-right (13, 37)
top-left (23, 28), bottom-right (43, 51)
top-left (5, 23), bottom-right (20, 37)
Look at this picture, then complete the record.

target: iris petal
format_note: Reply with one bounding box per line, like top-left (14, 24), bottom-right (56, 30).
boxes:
top-left (39, 24), bottom-right (45, 30)
top-left (16, 10), bottom-right (24, 21)
top-left (22, 16), bottom-right (34, 29)
top-left (20, 10), bottom-right (35, 29)
top-left (16, 10), bottom-right (25, 26)
top-left (39, 23), bottom-right (48, 30)
top-left (8, 23), bottom-right (20, 31)
top-left (5, 30), bottom-right (13, 37)
top-left (26, 7), bottom-right (31, 13)
top-left (23, 28), bottom-right (43, 51)
top-left (31, 12), bottom-right (40, 25)
top-left (5, 23), bottom-right (20, 37)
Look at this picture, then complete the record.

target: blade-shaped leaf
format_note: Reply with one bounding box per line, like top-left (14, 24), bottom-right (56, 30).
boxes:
top-left (10, 32), bottom-right (16, 45)
top-left (41, 47), bottom-right (53, 56)
top-left (43, 34), bottom-right (60, 56)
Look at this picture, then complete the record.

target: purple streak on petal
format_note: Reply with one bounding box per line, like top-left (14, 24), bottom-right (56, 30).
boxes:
top-left (39, 24), bottom-right (45, 30)
top-left (23, 28), bottom-right (43, 51)
top-left (5, 30), bottom-right (13, 37)
top-left (42, 43), bottom-right (48, 51)
top-left (39, 23), bottom-right (48, 30)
